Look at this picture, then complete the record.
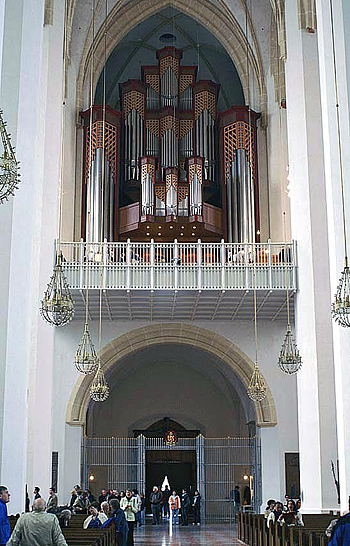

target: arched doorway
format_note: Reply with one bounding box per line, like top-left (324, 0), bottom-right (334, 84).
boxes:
top-left (67, 324), bottom-right (277, 520)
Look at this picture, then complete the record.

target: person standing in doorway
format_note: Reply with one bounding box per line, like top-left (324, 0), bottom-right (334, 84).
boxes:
top-left (139, 493), bottom-right (146, 526)
top-left (169, 491), bottom-right (181, 525)
top-left (162, 485), bottom-right (171, 519)
top-left (192, 490), bottom-right (201, 525)
top-left (0, 486), bottom-right (10, 546)
top-left (181, 489), bottom-right (190, 526)
top-left (149, 486), bottom-right (162, 525)
top-left (233, 485), bottom-right (240, 521)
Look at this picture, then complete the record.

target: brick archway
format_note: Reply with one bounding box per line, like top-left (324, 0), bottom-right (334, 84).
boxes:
top-left (66, 323), bottom-right (277, 427)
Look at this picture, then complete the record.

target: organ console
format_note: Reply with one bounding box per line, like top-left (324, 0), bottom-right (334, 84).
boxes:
top-left (80, 48), bottom-right (260, 242)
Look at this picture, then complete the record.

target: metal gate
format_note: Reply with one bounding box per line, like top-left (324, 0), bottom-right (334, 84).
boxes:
top-left (82, 435), bottom-right (261, 522)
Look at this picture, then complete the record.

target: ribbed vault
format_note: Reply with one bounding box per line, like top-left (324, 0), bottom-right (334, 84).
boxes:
top-left (73, 0), bottom-right (267, 119)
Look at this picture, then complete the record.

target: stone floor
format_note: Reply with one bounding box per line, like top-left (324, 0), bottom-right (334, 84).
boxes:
top-left (134, 522), bottom-right (240, 545)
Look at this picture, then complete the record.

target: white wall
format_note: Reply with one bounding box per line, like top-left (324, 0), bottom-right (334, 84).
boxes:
top-left (51, 319), bottom-right (298, 505)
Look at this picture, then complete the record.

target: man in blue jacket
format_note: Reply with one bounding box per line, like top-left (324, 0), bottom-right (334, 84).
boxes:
top-left (0, 486), bottom-right (10, 546)
top-left (329, 512), bottom-right (350, 545)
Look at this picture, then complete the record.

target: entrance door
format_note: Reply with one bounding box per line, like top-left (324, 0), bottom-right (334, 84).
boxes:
top-left (146, 450), bottom-right (196, 508)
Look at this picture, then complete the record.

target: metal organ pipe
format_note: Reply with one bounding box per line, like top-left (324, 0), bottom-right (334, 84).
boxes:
top-left (141, 172), bottom-right (154, 215)
top-left (87, 148), bottom-right (114, 242)
top-left (226, 163), bottom-right (233, 243)
top-left (190, 172), bottom-right (202, 216)
top-left (231, 148), bottom-right (255, 243)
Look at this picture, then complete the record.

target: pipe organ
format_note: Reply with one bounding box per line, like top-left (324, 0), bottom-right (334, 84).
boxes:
top-left (80, 48), bottom-right (260, 242)
top-left (219, 107), bottom-right (260, 243)
top-left (80, 106), bottom-right (121, 242)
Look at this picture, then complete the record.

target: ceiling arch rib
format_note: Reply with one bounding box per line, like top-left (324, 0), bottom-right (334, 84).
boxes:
top-left (74, 0), bottom-right (267, 120)
top-left (100, 9), bottom-right (237, 111)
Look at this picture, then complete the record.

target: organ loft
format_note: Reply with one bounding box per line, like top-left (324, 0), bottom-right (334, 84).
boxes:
top-left (80, 47), bottom-right (260, 243)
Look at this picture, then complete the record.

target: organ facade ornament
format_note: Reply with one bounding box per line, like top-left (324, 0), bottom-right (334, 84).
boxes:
top-left (80, 47), bottom-right (260, 242)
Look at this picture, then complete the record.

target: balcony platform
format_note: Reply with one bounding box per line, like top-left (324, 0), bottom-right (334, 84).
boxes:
top-left (70, 288), bottom-right (295, 321)
top-left (59, 240), bottom-right (297, 322)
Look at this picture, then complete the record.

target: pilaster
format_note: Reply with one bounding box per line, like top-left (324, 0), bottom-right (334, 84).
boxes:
top-left (315, 0), bottom-right (350, 512)
top-left (284, 0), bottom-right (338, 511)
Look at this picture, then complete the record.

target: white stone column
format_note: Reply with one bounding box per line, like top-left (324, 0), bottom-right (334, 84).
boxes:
top-left (260, 427), bottom-right (281, 509)
top-left (284, 0), bottom-right (338, 511)
top-left (0, 0), bottom-right (65, 513)
top-left (315, 0), bottom-right (350, 513)
top-left (0, 0), bottom-right (25, 476)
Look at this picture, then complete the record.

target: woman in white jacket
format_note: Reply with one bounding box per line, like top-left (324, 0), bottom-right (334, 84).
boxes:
top-left (120, 489), bottom-right (138, 545)
top-left (83, 502), bottom-right (108, 529)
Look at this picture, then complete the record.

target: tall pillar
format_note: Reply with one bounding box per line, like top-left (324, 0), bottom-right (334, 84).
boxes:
top-left (284, 0), bottom-right (338, 511)
top-left (315, 0), bottom-right (350, 512)
top-left (0, 0), bottom-right (64, 512)
top-left (0, 0), bottom-right (24, 476)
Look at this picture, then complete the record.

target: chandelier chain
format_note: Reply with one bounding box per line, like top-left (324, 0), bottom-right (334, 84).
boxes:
top-left (329, 0), bottom-right (348, 261)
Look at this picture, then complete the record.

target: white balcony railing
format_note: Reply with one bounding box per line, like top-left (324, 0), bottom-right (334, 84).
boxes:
top-left (58, 240), bottom-right (297, 292)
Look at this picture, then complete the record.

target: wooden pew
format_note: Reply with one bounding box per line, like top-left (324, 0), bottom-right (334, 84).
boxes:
top-left (238, 511), bottom-right (338, 546)
top-left (9, 514), bottom-right (116, 546)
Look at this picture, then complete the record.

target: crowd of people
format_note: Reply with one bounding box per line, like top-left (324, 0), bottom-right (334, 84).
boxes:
top-left (0, 483), bottom-right (202, 546)
top-left (4, 481), bottom-right (350, 545)
top-left (263, 497), bottom-right (304, 527)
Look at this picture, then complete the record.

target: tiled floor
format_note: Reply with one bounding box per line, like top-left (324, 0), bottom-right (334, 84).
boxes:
top-left (134, 523), bottom-right (240, 545)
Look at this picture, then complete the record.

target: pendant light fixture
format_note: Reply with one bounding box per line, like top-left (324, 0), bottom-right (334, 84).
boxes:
top-left (90, 359), bottom-right (109, 401)
top-left (329, 0), bottom-right (350, 327)
top-left (0, 110), bottom-right (20, 204)
top-left (278, 214), bottom-right (302, 374)
top-left (244, 0), bottom-right (266, 402)
top-left (247, 282), bottom-right (267, 402)
top-left (75, 0), bottom-right (98, 374)
top-left (90, 0), bottom-right (109, 402)
top-left (40, 0), bottom-right (74, 327)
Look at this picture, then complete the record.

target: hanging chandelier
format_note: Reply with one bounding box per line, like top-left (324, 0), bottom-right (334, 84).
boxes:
top-left (278, 220), bottom-right (302, 374)
top-left (0, 110), bottom-right (20, 204)
top-left (278, 324), bottom-right (302, 374)
top-left (244, 0), bottom-right (267, 404)
top-left (90, 361), bottom-right (109, 402)
top-left (74, 322), bottom-right (98, 374)
top-left (247, 363), bottom-right (267, 402)
top-left (40, 256), bottom-right (74, 326)
top-left (329, 0), bottom-right (350, 327)
top-left (41, 1), bottom-right (75, 326)
top-left (331, 259), bottom-right (350, 327)
top-left (89, 0), bottom-right (109, 403)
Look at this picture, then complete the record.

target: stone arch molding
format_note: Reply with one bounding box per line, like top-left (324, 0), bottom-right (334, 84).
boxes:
top-left (66, 323), bottom-right (277, 428)
top-left (74, 0), bottom-right (267, 119)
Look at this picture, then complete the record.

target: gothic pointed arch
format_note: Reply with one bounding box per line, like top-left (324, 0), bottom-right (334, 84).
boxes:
top-left (73, 0), bottom-right (268, 120)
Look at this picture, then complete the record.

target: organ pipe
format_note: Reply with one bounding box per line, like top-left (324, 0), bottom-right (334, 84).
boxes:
top-left (124, 110), bottom-right (144, 180)
top-left (86, 148), bottom-right (114, 242)
top-left (165, 168), bottom-right (178, 216)
top-left (188, 157), bottom-right (203, 217)
top-left (195, 109), bottom-right (215, 181)
top-left (140, 156), bottom-right (156, 216)
top-left (227, 149), bottom-right (255, 243)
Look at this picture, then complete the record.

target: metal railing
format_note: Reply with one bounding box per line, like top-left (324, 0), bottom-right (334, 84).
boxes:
top-left (58, 239), bottom-right (297, 291)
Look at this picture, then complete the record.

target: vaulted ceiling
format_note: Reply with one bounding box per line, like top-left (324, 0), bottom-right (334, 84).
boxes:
top-left (94, 7), bottom-right (245, 112)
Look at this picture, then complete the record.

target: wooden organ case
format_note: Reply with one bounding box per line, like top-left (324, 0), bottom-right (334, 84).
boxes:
top-left (80, 48), bottom-right (260, 242)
